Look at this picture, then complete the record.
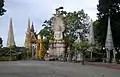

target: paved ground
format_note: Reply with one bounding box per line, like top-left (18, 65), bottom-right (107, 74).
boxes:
top-left (88, 62), bottom-right (120, 70)
top-left (0, 61), bottom-right (120, 77)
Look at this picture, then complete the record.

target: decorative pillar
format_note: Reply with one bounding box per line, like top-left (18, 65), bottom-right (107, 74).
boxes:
top-left (105, 16), bottom-right (115, 63)
top-left (7, 18), bottom-right (16, 61)
top-left (89, 19), bottom-right (95, 60)
top-left (7, 18), bottom-right (16, 47)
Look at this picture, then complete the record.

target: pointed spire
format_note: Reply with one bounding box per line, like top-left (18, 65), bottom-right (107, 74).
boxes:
top-left (25, 18), bottom-right (31, 48)
top-left (105, 16), bottom-right (114, 50)
top-left (30, 22), bottom-right (35, 32)
top-left (32, 22), bottom-right (33, 25)
top-left (27, 18), bottom-right (31, 34)
top-left (89, 19), bottom-right (95, 45)
top-left (7, 17), bottom-right (16, 47)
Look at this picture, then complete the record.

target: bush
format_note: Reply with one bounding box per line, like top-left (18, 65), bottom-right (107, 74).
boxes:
top-left (0, 56), bottom-right (17, 61)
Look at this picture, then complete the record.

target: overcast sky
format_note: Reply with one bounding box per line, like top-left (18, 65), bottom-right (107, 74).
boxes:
top-left (0, 0), bottom-right (98, 47)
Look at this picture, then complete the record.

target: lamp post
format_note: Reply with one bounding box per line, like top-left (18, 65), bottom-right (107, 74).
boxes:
top-left (90, 46), bottom-right (93, 60)
top-left (102, 47), bottom-right (106, 62)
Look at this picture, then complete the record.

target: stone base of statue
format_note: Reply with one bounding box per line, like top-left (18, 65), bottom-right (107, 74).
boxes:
top-left (49, 39), bottom-right (65, 60)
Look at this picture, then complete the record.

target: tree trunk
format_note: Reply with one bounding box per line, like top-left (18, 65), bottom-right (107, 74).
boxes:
top-left (63, 49), bottom-right (67, 61)
top-left (81, 51), bottom-right (85, 65)
top-left (67, 52), bottom-right (72, 62)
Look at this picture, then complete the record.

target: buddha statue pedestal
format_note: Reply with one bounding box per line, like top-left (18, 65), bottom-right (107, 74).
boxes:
top-left (49, 40), bottom-right (65, 60)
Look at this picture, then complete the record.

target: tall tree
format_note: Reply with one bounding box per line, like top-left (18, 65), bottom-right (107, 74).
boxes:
top-left (95, 0), bottom-right (120, 47)
top-left (39, 7), bottom-right (90, 52)
top-left (0, 0), bottom-right (6, 48)
top-left (0, 0), bottom-right (6, 16)
top-left (73, 38), bottom-right (90, 65)
top-left (63, 9), bottom-right (90, 48)
top-left (0, 37), bottom-right (3, 48)
top-left (39, 18), bottom-right (53, 51)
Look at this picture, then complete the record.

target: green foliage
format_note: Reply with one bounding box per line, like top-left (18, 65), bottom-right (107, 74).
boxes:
top-left (0, 0), bottom-right (6, 16)
top-left (0, 47), bottom-right (9, 56)
top-left (0, 56), bottom-right (10, 61)
top-left (39, 19), bottom-right (54, 50)
top-left (63, 9), bottom-right (90, 47)
top-left (73, 39), bottom-right (90, 51)
top-left (0, 46), bottom-right (28, 60)
top-left (97, 0), bottom-right (120, 19)
top-left (14, 47), bottom-right (28, 60)
top-left (96, 0), bottom-right (120, 47)
top-left (73, 38), bottom-right (90, 64)
top-left (39, 7), bottom-right (90, 50)
top-left (0, 37), bottom-right (3, 48)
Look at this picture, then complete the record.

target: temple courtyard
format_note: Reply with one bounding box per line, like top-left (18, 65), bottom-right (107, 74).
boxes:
top-left (0, 61), bottom-right (120, 77)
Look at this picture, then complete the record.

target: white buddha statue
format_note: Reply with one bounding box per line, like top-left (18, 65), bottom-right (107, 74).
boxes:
top-left (51, 11), bottom-right (65, 40)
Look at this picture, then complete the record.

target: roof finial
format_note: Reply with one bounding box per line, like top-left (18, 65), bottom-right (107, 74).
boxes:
top-left (30, 21), bottom-right (35, 32)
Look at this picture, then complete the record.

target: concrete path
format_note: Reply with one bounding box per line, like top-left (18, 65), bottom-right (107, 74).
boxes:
top-left (0, 61), bottom-right (120, 77)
